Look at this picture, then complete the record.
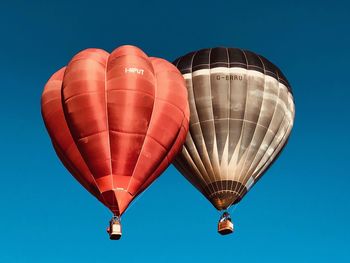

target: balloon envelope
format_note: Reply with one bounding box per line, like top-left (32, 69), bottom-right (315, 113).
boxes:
top-left (173, 47), bottom-right (295, 210)
top-left (41, 45), bottom-right (189, 216)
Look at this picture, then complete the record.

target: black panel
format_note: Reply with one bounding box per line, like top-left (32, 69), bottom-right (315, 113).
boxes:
top-left (244, 50), bottom-right (264, 73)
top-left (173, 57), bottom-right (181, 68)
top-left (175, 51), bottom-right (196, 74)
top-left (210, 47), bottom-right (228, 64)
top-left (228, 48), bottom-right (247, 69)
top-left (173, 47), bottom-right (292, 94)
top-left (276, 68), bottom-right (291, 87)
top-left (258, 55), bottom-right (277, 77)
top-left (192, 49), bottom-right (210, 71)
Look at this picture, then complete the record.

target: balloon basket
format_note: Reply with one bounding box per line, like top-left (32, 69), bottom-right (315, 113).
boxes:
top-left (218, 212), bottom-right (234, 235)
top-left (218, 220), bottom-right (234, 235)
top-left (107, 217), bottom-right (122, 240)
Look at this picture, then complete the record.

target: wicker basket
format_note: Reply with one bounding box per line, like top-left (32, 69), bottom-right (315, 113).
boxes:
top-left (218, 220), bottom-right (234, 235)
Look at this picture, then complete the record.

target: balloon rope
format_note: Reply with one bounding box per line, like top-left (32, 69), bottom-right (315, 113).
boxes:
top-left (232, 202), bottom-right (239, 212)
top-left (123, 186), bottom-right (150, 214)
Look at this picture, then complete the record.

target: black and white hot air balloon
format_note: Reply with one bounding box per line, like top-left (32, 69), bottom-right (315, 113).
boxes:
top-left (173, 47), bottom-right (295, 235)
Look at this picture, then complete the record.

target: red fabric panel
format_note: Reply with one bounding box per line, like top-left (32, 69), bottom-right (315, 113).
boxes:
top-left (41, 68), bottom-right (109, 207)
top-left (135, 58), bottom-right (190, 195)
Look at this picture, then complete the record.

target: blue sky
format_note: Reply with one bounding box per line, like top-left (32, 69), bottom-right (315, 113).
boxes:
top-left (0, 0), bottom-right (349, 262)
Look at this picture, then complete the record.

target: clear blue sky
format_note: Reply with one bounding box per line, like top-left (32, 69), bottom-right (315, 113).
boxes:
top-left (0, 0), bottom-right (349, 262)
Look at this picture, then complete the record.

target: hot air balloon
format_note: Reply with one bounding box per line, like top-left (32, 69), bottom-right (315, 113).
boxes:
top-left (173, 47), bottom-right (295, 235)
top-left (41, 45), bottom-right (189, 239)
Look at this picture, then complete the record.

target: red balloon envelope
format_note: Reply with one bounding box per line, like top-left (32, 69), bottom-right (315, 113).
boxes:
top-left (41, 45), bottom-right (189, 237)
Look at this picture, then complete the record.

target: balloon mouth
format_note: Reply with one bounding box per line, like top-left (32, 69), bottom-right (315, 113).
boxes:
top-left (209, 191), bottom-right (242, 211)
top-left (202, 180), bottom-right (247, 210)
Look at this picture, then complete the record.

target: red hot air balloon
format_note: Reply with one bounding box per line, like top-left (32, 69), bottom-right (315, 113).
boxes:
top-left (41, 45), bottom-right (189, 239)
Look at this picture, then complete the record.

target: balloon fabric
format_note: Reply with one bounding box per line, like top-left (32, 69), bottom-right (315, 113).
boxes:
top-left (41, 45), bottom-right (189, 217)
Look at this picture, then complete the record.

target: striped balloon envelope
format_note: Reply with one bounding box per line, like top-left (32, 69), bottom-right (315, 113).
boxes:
top-left (173, 47), bottom-right (295, 233)
top-left (41, 45), bottom-right (189, 239)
